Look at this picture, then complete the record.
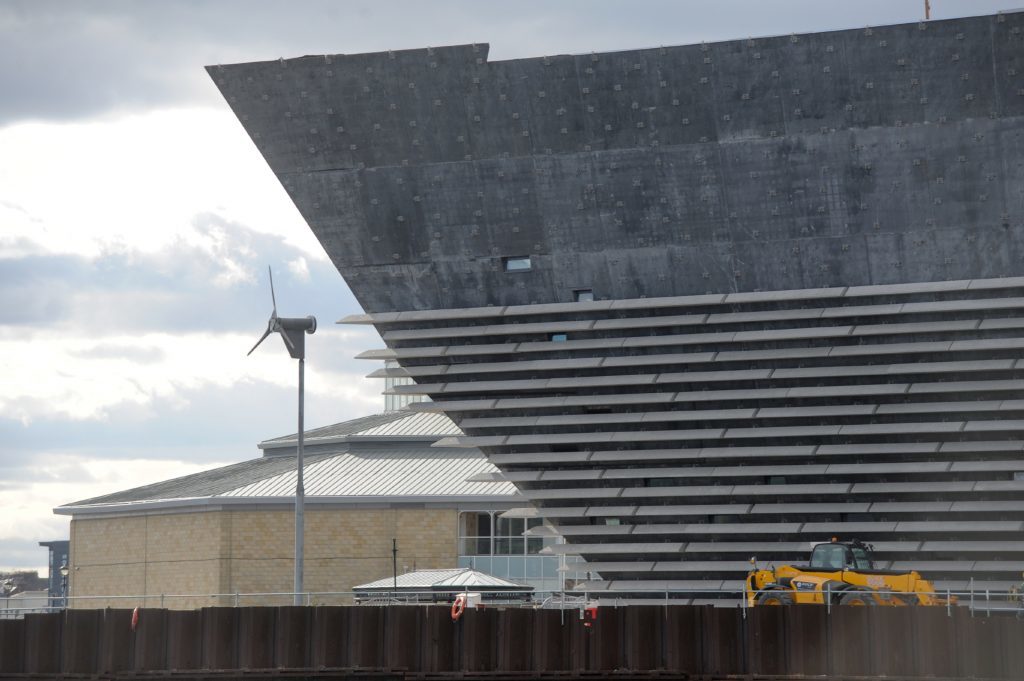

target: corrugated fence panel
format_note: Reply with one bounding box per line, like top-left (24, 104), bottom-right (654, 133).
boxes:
top-left (999, 616), bottom-right (1024, 677)
top-left (2, 604), bottom-right (1024, 677)
top-left (532, 608), bottom-right (570, 672)
top-left (61, 608), bottom-right (99, 673)
top-left (165, 609), bottom-right (201, 670)
top-left (201, 607), bottom-right (238, 670)
top-left (23, 612), bottom-right (60, 675)
top-left (98, 608), bottom-right (134, 674)
top-left (746, 606), bottom-right (786, 676)
top-left (348, 606), bottom-right (384, 667)
top-left (458, 607), bottom-right (496, 672)
top-left (311, 606), bottom-right (348, 668)
top-left (868, 608), bottom-right (917, 678)
top-left (132, 608), bottom-right (167, 671)
top-left (785, 606), bottom-right (828, 676)
top-left (419, 605), bottom-right (456, 672)
top-left (495, 607), bottom-right (533, 671)
top-left (665, 605), bottom-right (704, 673)
top-left (623, 605), bottom-right (662, 670)
top-left (703, 606), bottom-right (744, 676)
top-left (828, 606), bottom-right (872, 677)
top-left (384, 605), bottom-right (419, 670)
top-left (236, 607), bottom-right (274, 669)
top-left (910, 606), bottom-right (957, 679)
top-left (0, 619), bottom-right (24, 674)
top-left (587, 606), bottom-right (624, 671)
top-left (276, 606), bottom-right (312, 669)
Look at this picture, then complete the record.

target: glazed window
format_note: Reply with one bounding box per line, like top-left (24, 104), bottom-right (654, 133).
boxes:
top-left (550, 333), bottom-right (568, 342)
top-left (503, 256), bottom-right (532, 272)
top-left (574, 288), bottom-right (595, 302)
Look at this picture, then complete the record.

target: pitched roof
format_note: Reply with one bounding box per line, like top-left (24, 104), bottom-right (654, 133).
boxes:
top-left (354, 568), bottom-right (532, 591)
top-left (259, 411), bottom-right (460, 448)
top-left (58, 410), bottom-right (515, 515)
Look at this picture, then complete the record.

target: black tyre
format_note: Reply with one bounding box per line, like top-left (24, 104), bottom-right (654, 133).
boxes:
top-left (757, 590), bottom-right (794, 606)
top-left (840, 591), bottom-right (877, 606)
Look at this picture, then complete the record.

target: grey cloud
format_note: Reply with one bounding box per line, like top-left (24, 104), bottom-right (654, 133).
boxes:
top-left (0, 214), bottom-right (363, 336)
top-left (0, 365), bottom-right (380, 513)
top-left (0, 537), bottom-right (60, 572)
top-left (2, 0), bottom-right (1021, 127)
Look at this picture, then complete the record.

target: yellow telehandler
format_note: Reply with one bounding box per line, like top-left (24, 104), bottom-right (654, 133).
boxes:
top-left (745, 539), bottom-right (953, 607)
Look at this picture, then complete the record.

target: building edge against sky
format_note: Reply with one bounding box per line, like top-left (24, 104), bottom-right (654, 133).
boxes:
top-left (208, 9), bottom-right (1024, 596)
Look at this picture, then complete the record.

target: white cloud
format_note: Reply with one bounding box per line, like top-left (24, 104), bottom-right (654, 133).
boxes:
top-left (0, 109), bottom-right (325, 260)
top-left (287, 256), bottom-right (310, 282)
top-left (0, 326), bottom-right (380, 424)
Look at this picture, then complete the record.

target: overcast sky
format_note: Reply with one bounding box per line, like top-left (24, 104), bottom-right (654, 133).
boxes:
top-left (2, 0), bottom-right (1020, 576)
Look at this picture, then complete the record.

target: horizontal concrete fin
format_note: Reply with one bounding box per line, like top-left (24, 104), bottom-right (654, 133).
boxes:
top-left (633, 504), bottom-right (752, 516)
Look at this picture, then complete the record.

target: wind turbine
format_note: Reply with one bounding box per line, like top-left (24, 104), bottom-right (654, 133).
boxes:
top-left (248, 266), bottom-right (316, 605)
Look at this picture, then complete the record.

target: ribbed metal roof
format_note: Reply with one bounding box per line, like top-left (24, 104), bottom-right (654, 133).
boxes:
top-left (222, 449), bottom-right (516, 498)
top-left (260, 410), bottom-right (460, 447)
top-left (62, 447), bottom-right (515, 510)
top-left (354, 568), bottom-right (531, 591)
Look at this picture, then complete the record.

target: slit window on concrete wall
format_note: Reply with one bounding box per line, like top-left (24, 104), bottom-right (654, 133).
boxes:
top-left (503, 256), bottom-right (532, 272)
top-left (551, 333), bottom-right (568, 342)
top-left (574, 289), bottom-right (595, 302)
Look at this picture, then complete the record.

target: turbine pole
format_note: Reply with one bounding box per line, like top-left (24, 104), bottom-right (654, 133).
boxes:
top-left (295, 356), bottom-right (305, 605)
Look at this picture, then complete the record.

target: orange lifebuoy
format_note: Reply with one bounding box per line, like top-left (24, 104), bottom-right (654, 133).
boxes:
top-left (451, 594), bottom-right (466, 621)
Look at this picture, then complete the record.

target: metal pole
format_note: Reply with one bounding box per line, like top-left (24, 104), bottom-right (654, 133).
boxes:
top-left (294, 357), bottom-right (305, 606)
top-left (392, 538), bottom-right (398, 598)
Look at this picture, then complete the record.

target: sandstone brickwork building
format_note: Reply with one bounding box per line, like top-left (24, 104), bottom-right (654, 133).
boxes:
top-left (56, 411), bottom-right (576, 608)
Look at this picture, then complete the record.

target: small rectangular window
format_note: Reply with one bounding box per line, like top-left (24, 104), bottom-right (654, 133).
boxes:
top-left (550, 333), bottom-right (568, 342)
top-left (574, 288), bottom-right (594, 302)
top-left (503, 256), bottom-right (531, 272)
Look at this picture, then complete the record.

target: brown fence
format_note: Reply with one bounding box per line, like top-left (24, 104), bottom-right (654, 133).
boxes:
top-left (0, 605), bottom-right (1020, 679)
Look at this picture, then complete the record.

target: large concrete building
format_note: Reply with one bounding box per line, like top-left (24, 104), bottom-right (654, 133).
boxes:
top-left (210, 10), bottom-right (1024, 596)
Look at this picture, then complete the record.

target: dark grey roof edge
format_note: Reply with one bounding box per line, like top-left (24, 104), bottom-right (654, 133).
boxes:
top-left (260, 434), bottom-right (447, 449)
top-left (210, 8), bottom-right (1023, 76)
top-left (56, 493), bottom-right (523, 517)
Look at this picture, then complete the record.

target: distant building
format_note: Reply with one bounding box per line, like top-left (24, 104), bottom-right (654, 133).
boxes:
top-left (56, 410), bottom-right (577, 608)
top-left (38, 540), bottom-right (68, 602)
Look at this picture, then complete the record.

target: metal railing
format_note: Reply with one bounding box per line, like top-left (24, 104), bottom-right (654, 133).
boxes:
top-left (1, 587), bottom-right (1020, 618)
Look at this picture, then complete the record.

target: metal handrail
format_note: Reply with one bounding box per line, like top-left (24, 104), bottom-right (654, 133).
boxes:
top-left (0, 587), bottom-right (1018, 617)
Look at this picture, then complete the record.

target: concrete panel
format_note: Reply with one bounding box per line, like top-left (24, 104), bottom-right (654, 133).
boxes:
top-left (877, 401), bottom-right (1001, 414)
top-left (869, 502), bottom-right (953, 512)
top-left (852, 482), bottom-right (976, 493)
top-left (910, 379), bottom-right (1024, 394)
top-left (750, 503), bottom-right (871, 514)
top-left (633, 504), bottom-right (751, 516)
top-left (732, 483), bottom-right (857, 498)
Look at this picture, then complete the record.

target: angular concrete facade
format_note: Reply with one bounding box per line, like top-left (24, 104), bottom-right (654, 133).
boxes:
top-left (211, 11), bottom-right (1024, 596)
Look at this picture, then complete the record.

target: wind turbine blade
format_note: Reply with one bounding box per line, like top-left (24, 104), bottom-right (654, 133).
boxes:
top-left (247, 328), bottom-right (273, 356)
top-left (268, 266), bottom-right (278, 315)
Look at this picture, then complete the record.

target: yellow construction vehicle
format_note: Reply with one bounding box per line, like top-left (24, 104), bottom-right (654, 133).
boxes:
top-left (745, 539), bottom-right (952, 607)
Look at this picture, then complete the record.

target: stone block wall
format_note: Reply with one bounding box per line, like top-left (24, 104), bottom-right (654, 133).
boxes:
top-left (69, 507), bottom-right (458, 608)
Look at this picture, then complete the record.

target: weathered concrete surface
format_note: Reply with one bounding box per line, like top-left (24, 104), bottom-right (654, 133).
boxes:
top-left (211, 11), bottom-right (1024, 313)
